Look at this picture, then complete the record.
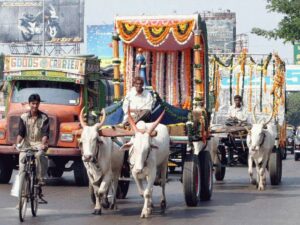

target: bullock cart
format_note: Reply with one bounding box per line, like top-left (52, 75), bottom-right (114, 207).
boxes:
top-left (209, 52), bottom-right (286, 186)
top-left (210, 124), bottom-right (282, 185)
top-left (98, 14), bottom-right (214, 206)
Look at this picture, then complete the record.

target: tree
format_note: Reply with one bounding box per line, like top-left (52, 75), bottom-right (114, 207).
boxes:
top-left (286, 92), bottom-right (300, 126)
top-left (252, 0), bottom-right (300, 43)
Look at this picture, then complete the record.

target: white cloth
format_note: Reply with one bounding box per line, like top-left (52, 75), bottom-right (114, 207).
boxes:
top-left (228, 105), bottom-right (248, 121)
top-left (122, 87), bottom-right (154, 122)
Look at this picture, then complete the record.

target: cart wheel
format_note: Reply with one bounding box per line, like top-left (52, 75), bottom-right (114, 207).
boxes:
top-left (215, 145), bottom-right (226, 181)
top-left (269, 151), bottom-right (282, 185)
top-left (116, 161), bottom-right (130, 199)
top-left (183, 154), bottom-right (200, 207)
top-left (199, 151), bottom-right (213, 201)
top-left (89, 182), bottom-right (96, 205)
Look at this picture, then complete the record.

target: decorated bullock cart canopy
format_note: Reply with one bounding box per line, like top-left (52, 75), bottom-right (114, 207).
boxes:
top-left (111, 14), bottom-right (209, 110)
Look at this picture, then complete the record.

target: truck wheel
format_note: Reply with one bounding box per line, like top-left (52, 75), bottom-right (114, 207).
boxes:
top-left (295, 154), bottom-right (299, 161)
top-left (269, 151), bottom-right (282, 185)
top-left (215, 145), bottom-right (226, 181)
top-left (183, 154), bottom-right (200, 207)
top-left (199, 151), bottom-right (213, 201)
top-left (116, 161), bottom-right (130, 199)
top-left (0, 158), bottom-right (13, 184)
top-left (73, 160), bottom-right (89, 186)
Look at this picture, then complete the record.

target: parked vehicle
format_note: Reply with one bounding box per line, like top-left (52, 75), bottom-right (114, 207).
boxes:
top-left (286, 125), bottom-right (295, 154)
top-left (0, 55), bottom-right (117, 185)
top-left (294, 126), bottom-right (300, 161)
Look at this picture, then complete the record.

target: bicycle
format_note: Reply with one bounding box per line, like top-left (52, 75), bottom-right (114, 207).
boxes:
top-left (18, 147), bottom-right (47, 222)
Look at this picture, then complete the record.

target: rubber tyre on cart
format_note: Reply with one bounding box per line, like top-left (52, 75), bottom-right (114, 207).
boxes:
top-left (199, 151), bottom-right (213, 201)
top-left (0, 158), bottom-right (13, 184)
top-left (269, 151), bottom-right (282, 185)
top-left (183, 154), bottom-right (200, 207)
top-left (73, 160), bottom-right (89, 186)
top-left (215, 145), bottom-right (226, 181)
top-left (116, 161), bottom-right (130, 199)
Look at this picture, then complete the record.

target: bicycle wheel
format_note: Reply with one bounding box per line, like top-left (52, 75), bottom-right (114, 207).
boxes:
top-left (19, 172), bottom-right (30, 222)
top-left (30, 174), bottom-right (38, 217)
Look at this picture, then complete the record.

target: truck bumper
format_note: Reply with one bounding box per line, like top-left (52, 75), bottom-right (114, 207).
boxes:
top-left (0, 146), bottom-right (81, 157)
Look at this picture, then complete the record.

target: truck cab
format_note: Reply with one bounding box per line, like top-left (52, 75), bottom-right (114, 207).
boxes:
top-left (0, 55), bottom-right (117, 185)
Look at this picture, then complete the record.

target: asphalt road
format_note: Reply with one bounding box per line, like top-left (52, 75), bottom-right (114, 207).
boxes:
top-left (0, 153), bottom-right (299, 225)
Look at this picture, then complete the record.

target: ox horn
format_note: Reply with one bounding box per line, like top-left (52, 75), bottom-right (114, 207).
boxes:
top-left (96, 109), bottom-right (106, 129)
top-left (252, 104), bottom-right (258, 124)
top-left (263, 104), bottom-right (274, 127)
top-left (127, 106), bottom-right (139, 133)
top-left (79, 107), bottom-right (87, 127)
top-left (147, 110), bottom-right (165, 135)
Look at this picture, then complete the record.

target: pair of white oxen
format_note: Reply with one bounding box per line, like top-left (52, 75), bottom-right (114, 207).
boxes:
top-left (211, 106), bottom-right (277, 191)
top-left (78, 108), bottom-right (169, 218)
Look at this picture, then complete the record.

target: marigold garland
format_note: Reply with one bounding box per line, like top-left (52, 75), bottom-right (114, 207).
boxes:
top-left (117, 19), bottom-right (195, 47)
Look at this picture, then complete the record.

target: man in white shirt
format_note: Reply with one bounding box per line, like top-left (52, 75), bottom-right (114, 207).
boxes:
top-left (228, 95), bottom-right (248, 122)
top-left (122, 76), bottom-right (154, 124)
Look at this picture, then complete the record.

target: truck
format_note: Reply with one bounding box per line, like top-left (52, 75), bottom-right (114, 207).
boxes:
top-left (0, 54), bottom-right (117, 185)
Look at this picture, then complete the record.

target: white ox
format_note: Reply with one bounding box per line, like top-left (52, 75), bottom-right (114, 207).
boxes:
top-left (120, 110), bottom-right (170, 218)
top-left (79, 109), bottom-right (124, 215)
top-left (247, 107), bottom-right (275, 191)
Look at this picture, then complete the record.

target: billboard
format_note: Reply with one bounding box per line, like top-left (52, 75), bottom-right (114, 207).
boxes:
top-left (87, 25), bottom-right (123, 67)
top-left (0, 0), bottom-right (84, 43)
top-left (201, 11), bottom-right (236, 54)
top-left (286, 65), bottom-right (300, 91)
top-left (293, 41), bottom-right (300, 65)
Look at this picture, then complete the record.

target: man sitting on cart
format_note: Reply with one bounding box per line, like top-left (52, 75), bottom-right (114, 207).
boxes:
top-left (226, 95), bottom-right (248, 126)
top-left (122, 76), bottom-right (155, 126)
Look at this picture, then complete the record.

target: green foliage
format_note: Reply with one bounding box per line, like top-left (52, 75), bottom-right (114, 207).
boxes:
top-left (286, 92), bottom-right (300, 126)
top-left (252, 0), bottom-right (300, 43)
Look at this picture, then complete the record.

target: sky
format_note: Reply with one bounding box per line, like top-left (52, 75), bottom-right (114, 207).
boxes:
top-left (85, 0), bottom-right (294, 63)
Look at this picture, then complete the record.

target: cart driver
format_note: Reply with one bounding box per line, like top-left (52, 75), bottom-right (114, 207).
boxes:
top-left (122, 76), bottom-right (155, 126)
top-left (227, 95), bottom-right (248, 125)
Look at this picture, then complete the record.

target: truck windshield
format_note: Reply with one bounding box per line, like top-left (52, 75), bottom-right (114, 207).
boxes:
top-left (12, 80), bottom-right (80, 105)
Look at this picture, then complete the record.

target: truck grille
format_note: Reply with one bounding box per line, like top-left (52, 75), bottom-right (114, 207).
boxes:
top-left (7, 114), bottom-right (58, 146)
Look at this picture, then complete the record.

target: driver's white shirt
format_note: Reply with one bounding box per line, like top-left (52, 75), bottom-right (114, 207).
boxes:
top-left (122, 87), bottom-right (154, 121)
top-left (228, 105), bottom-right (248, 121)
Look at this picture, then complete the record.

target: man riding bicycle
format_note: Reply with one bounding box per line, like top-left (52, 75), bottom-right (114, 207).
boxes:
top-left (16, 94), bottom-right (49, 186)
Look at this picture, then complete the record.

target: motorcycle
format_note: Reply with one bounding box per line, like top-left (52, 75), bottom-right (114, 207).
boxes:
top-left (18, 4), bottom-right (61, 41)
